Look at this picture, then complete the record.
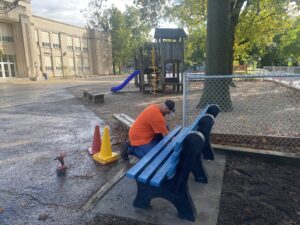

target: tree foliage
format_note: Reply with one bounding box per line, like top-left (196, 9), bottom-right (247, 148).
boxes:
top-left (82, 0), bottom-right (111, 31)
top-left (124, 6), bottom-right (151, 60)
top-left (171, 0), bottom-right (207, 66)
top-left (83, 0), bottom-right (151, 74)
top-left (279, 16), bottom-right (300, 64)
top-left (133, 0), bottom-right (172, 27)
top-left (234, 0), bottom-right (293, 64)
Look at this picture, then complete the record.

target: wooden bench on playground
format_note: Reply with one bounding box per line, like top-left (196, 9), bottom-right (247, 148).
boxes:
top-left (83, 89), bottom-right (104, 104)
top-left (233, 65), bottom-right (248, 74)
top-left (125, 104), bottom-right (220, 221)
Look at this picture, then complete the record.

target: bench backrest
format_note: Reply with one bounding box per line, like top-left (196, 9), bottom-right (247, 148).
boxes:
top-left (190, 104), bottom-right (219, 130)
top-left (126, 104), bottom-right (219, 187)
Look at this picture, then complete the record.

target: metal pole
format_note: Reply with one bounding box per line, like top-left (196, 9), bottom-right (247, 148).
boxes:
top-left (183, 73), bottom-right (188, 127)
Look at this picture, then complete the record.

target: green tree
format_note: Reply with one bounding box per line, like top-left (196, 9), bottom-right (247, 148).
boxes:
top-left (84, 1), bottom-right (151, 74)
top-left (203, 0), bottom-right (296, 109)
top-left (133, 0), bottom-right (171, 27)
top-left (279, 16), bottom-right (300, 65)
top-left (234, 0), bottom-right (292, 64)
top-left (184, 27), bottom-right (206, 67)
top-left (83, 0), bottom-right (111, 31)
top-left (124, 6), bottom-right (151, 66)
top-left (110, 7), bottom-right (131, 74)
top-left (171, 0), bottom-right (207, 66)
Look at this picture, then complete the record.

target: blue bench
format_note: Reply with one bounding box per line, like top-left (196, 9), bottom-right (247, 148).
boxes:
top-left (126, 104), bottom-right (219, 221)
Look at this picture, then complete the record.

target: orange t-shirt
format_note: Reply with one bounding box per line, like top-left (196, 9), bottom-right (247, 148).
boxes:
top-left (129, 104), bottom-right (169, 146)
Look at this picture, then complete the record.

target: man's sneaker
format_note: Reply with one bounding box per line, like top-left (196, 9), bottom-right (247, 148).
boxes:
top-left (121, 141), bottom-right (129, 160)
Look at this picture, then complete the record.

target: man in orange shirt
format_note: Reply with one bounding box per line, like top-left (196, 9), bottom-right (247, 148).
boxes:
top-left (121, 100), bottom-right (175, 160)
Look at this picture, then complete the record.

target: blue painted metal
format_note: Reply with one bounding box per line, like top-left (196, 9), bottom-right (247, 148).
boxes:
top-left (150, 153), bottom-right (178, 187)
top-left (126, 126), bottom-right (182, 178)
top-left (167, 151), bottom-right (181, 177)
top-left (137, 128), bottom-right (189, 183)
top-left (150, 131), bottom-right (204, 187)
top-left (111, 70), bottom-right (140, 92)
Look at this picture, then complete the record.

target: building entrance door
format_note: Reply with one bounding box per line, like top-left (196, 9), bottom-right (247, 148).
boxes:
top-left (0, 62), bottom-right (16, 78)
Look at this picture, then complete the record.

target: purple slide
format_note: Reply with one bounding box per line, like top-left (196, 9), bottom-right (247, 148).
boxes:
top-left (111, 70), bottom-right (140, 92)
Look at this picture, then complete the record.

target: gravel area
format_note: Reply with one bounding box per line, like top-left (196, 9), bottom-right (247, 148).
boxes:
top-left (187, 80), bottom-right (300, 138)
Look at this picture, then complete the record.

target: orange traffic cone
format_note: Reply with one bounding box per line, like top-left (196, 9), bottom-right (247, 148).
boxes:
top-left (92, 126), bottom-right (119, 164)
top-left (88, 125), bottom-right (101, 155)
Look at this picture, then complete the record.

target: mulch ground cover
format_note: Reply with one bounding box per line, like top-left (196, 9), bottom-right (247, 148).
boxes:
top-left (217, 155), bottom-right (300, 225)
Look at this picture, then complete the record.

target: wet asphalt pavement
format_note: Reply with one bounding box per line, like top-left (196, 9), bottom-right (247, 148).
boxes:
top-left (0, 81), bottom-right (123, 225)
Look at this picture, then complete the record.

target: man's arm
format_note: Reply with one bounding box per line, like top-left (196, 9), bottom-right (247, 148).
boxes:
top-left (151, 118), bottom-right (169, 136)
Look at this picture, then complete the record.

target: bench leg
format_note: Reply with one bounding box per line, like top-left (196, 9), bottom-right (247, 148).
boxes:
top-left (192, 152), bottom-right (208, 183)
top-left (171, 131), bottom-right (205, 220)
top-left (133, 181), bottom-right (197, 221)
top-left (197, 114), bottom-right (215, 160)
top-left (133, 182), bottom-right (153, 209)
top-left (170, 190), bottom-right (196, 221)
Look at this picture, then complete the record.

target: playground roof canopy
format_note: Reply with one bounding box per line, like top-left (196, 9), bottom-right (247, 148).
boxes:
top-left (154, 28), bottom-right (187, 40)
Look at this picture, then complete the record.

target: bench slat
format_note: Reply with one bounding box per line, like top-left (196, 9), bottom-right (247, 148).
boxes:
top-left (166, 134), bottom-right (191, 179)
top-left (149, 153), bottom-right (178, 187)
top-left (126, 126), bottom-right (182, 179)
top-left (120, 113), bottom-right (135, 124)
top-left (167, 157), bottom-right (180, 179)
top-left (113, 114), bottom-right (133, 128)
top-left (91, 93), bottom-right (104, 96)
top-left (138, 128), bottom-right (190, 183)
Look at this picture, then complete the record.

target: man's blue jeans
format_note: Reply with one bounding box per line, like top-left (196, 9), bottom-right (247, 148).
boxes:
top-left (129, 135), bottom-right (162, 159)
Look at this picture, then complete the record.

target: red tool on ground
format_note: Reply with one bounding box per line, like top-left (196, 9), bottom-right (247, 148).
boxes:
top-left (54, 153), bottom-right (67, 176)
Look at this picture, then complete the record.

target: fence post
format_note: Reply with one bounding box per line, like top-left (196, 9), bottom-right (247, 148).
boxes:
top-left (183, 73), bottom-right (188, 127)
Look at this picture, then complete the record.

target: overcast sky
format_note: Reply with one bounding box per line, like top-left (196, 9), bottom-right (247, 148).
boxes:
top-left (31, 0), bottom-right (131, 27)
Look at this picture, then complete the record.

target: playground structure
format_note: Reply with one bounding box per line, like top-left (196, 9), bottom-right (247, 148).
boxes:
top-left (134, 28), bottom-right (187, 94)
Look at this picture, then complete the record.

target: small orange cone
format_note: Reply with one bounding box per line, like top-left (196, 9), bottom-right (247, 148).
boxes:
top-left (92, 126), bottom-right (119, 164)
top-left (89, 125), bottom-right (101, 155)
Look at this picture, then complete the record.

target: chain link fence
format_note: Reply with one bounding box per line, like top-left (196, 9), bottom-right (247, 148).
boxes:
top-left (183, 73), bottom-right (300, 153)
